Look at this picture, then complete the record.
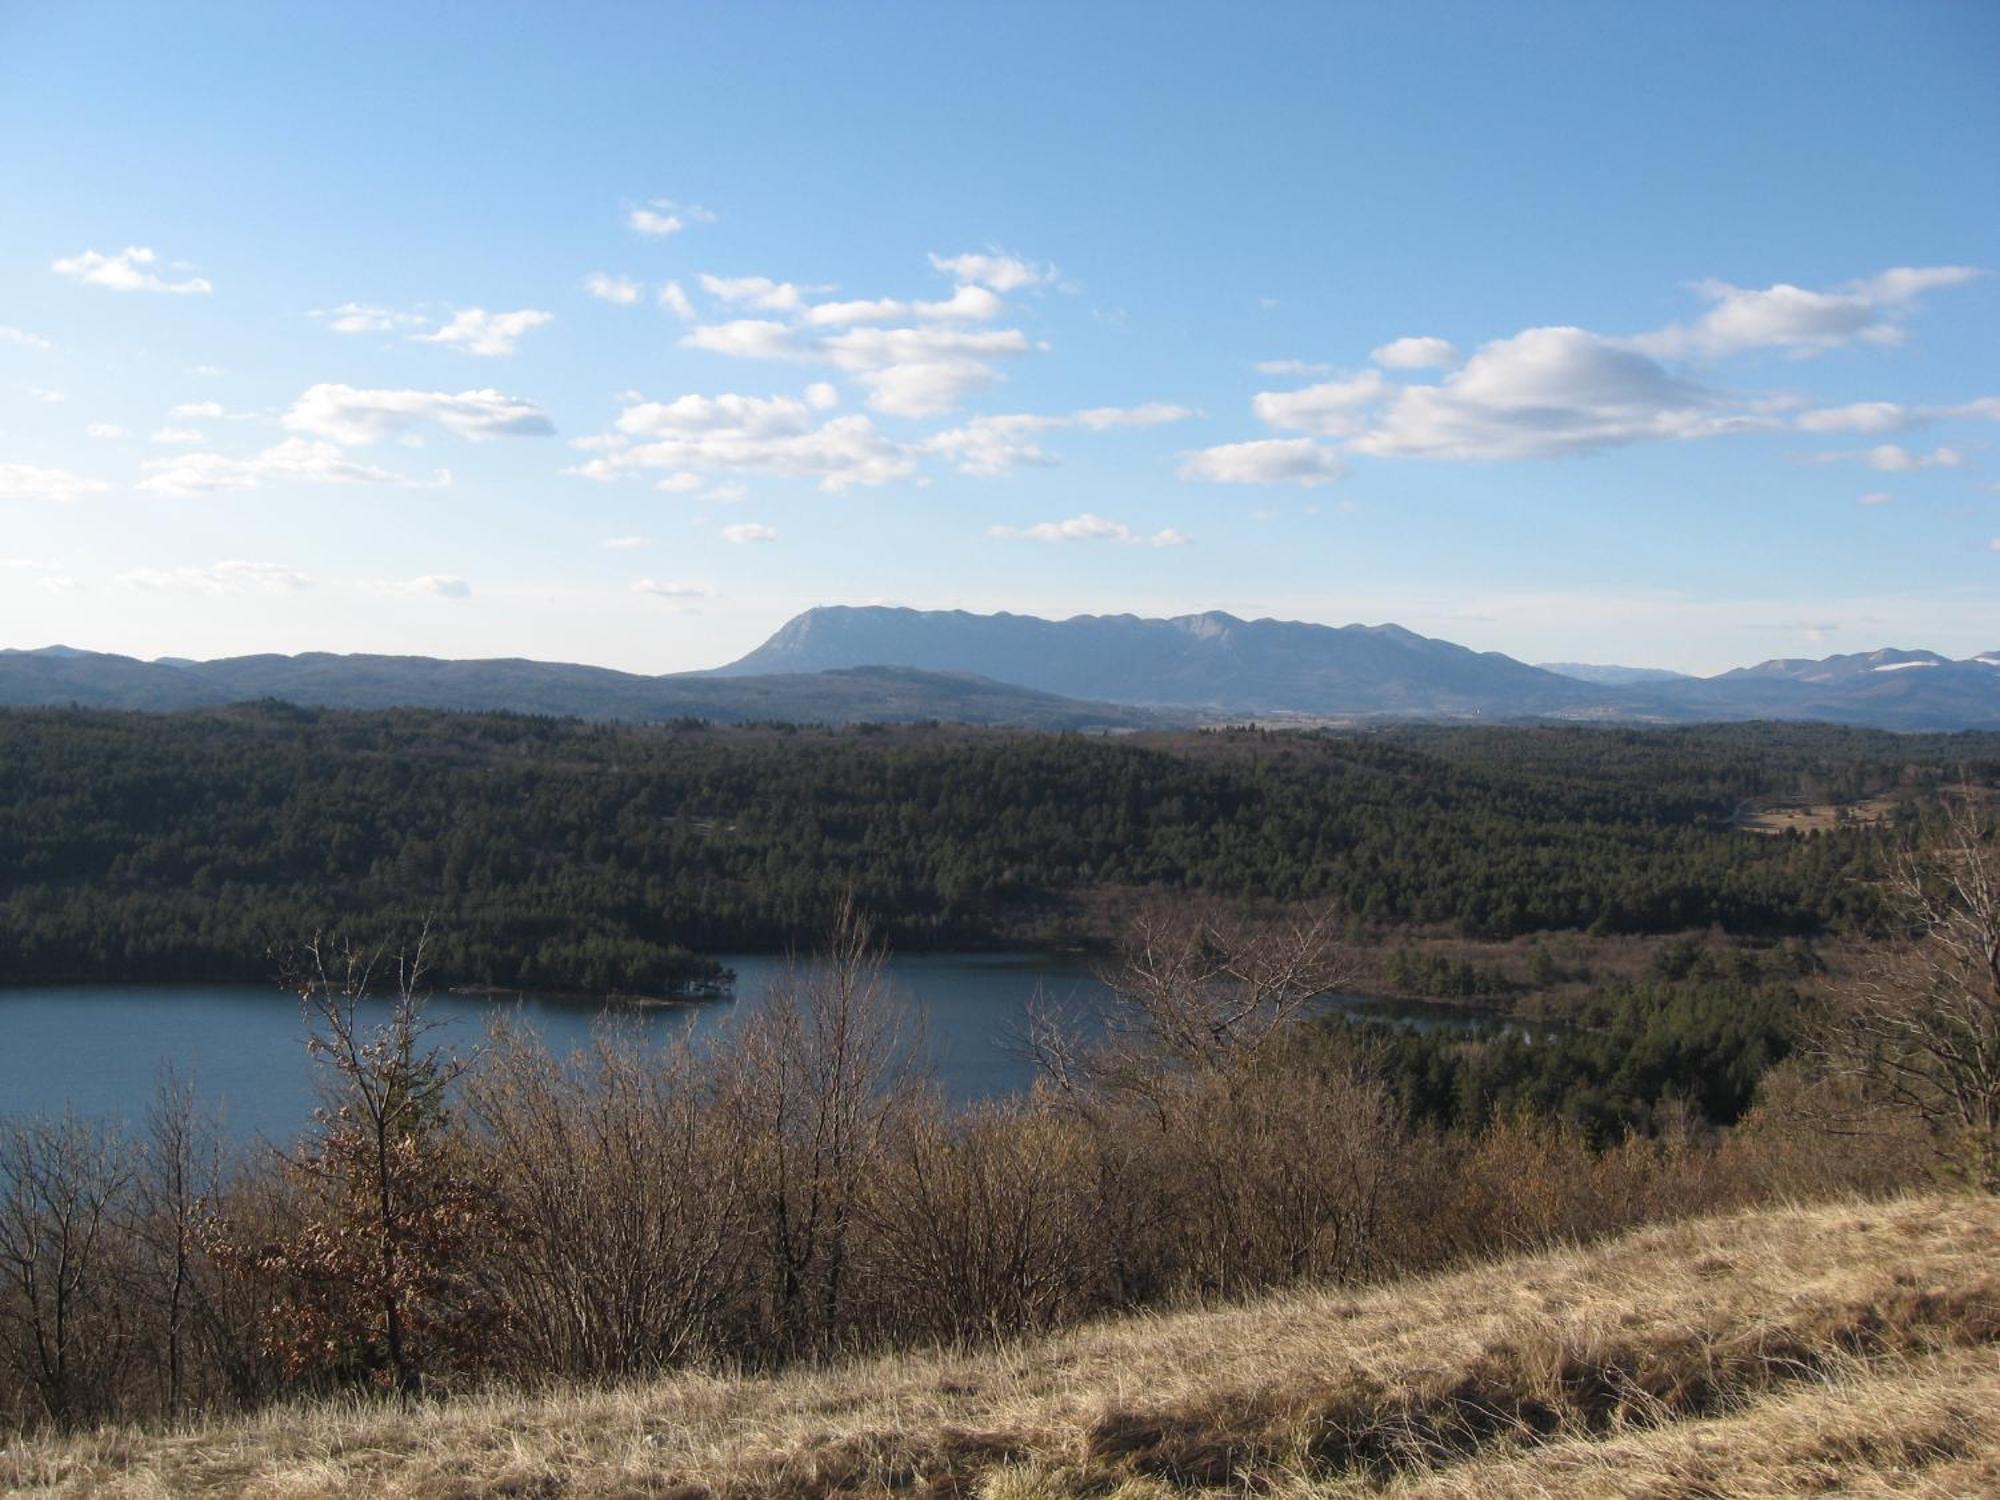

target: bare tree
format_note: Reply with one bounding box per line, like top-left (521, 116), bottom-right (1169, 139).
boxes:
top-left (0, 1115), bottom-right (133, 1428)
top-left (1032, 904), bottom-right (1358, 1104)
top-left (131, 1071), bottom-right (222, 1416)
top-left (1816, 791), bottom-right (2000, 1190)
top-left (723, 900), bottom-right (917, 1359)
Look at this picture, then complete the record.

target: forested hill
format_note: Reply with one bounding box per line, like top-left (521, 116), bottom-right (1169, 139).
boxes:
top-left (0, 706), bottom-right (1994, 995)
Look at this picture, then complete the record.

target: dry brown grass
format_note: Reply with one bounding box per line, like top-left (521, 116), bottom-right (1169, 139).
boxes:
top-left (6, 1192), bottom-right (1997, 1498)
top-left (1738, 795), bottom-right (1901, 836)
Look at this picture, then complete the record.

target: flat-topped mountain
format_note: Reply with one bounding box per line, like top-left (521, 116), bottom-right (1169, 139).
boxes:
top-left (716, 606), bottom-right (1606, 716)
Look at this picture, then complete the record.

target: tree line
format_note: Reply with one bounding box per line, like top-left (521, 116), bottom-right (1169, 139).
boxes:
top-left (1, 705), bottom-right (1991, 993)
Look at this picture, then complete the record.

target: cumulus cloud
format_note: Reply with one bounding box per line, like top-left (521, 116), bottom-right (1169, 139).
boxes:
top-left (282, 384), bottom-right (555, 445)
top-left (988, 512), bottom-right (1188, 546)
top-left (150, 427), bottom-right (207, 445)
top-left (0, 326), bottom-right (52, 351)
top-left (1810, 443), bottom-right (1967, 472)
top-left (312, 303), bottom-right (425, 334)
top-left (1370, 336), bottom-right (1461, 370)
top-left (1796, 401), bottom-right (1915, 434)
top-left (413, 307), bottom-right (554, 357)
top-left (721, 522), bottom-right (778, 543)
top-left (928, 251), bottom-right (1056, 292)
top-left (1857, 491), bottom-right (1896, 506)
top-left (1252, 372), bottom-right (1391, 438)
top-left (1348, 327), bottom-right (1759, 461)
top-left (583, 273), bottom-right (642, 305)
top-left (1634, 266), bottom-right (1982, 359)
top-left (633, 577), bottom-right (714, 598)
top-left (922, 403), bottom-right (1196, 476)
top-left (370, 575), bottom-right (471, 599)
top-left (921, 415), bottom-right (1059, 477)
top-left (1253, 359), bottom-right (1330, 377)
top-left (700, 274), bottom-right (816, 312)
top-left (0, 463), bottom-right (110, 503)
top-left (139, 438), bottom-right (439, 496)
top-left (574, 388), bottom-right (916, 492)
top-left (658, 281), bottom-right (697, 321)
top-left (53, 246), bottom-right (211, 295)
top-left (117, 560), bottom-right (310, 594)
top-left (171, 401), bottom-right (226, 419)
top-left (1179, 438), bottom-right (1346, 486)
top-left (627, 201), bottom-right (692, 237)
top-left (1072, 402), bottom-right (1196, 429)
top-left (86, 423), bottom-right (129, 440)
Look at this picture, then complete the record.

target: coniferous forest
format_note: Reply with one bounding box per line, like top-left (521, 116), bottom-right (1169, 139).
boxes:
top-left (0, 704), bottom-right (1993, 993)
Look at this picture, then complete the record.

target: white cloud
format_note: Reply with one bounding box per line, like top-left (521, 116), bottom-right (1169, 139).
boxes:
top-left (312, 303), bottom-right (425, 334)
top-left (628, 207), bottom-right (684, 237)
top-left (583, 273), bottom-right (642, 305)
top-left (1857, 491), bottom-right (1896, 506)
top-left (1955, 397), bottom-right (2000, 421)
top-left (824, 326), bottom-right (1033, 416)
top-left (700, 274), bottom-right (814, 312)
top-left (1179, 437), bottom-right (1346, 486)
top-left (1072, 402), bottom-right (1195, 429)
top-left (576, 389), bottom-right (916, 492)
top-left (0, 463), bottom-right (110, 503)
top-left (603, 535), bottom-right (651, 550)
top-left (185, 364), bottom-right (225, 377)
top-left (413, 307), bottom-right (554, 357)
top-left (283, 384), bottom-right (554, 445)
top-left (373, 574), bottom-right (471, 599)
top-left (29, 387), bottom-right (66, 404)
top-left (150, 426), bottom-right (207, 445)
top-left (1634, 266), bottom-right (1982, 359)
top-left (915, 284), bottom-right (1006, 321)
top-left (1254, 359), bottom-right (1330, 377)
top-left (1796, 401), bottom-right (1915, 434)
top-left (0, 326), bottom-right (52, 351)
top-left (703, 481), bottom-right (748, 503)
top-left (633, 577), bottom-right (714, 598)
top-left (928, 251), bottom-right (1055, 292)
top-left (922, 414), bottom-right (1059, 477)
top-left (86, 422), bottom-right (129, 440)
top-left (171, 400), bottom-right (226, 419)
top-left (658, 281), bottom-right (697, 321)
top-left (803, 296), bottom-right (910, 327)
top-left (680, 318), bottom-right (805, 362)
top-left (117, 560), bottom-right (310, 594)
top-left (1348, 326), bottom-right (1757, 460)
top-left (1810, 443), bottom-right (1967, 473)
top-left (52, 246), bottom-right (211, 295)
top-left (988, 512), bottom-right (1187, 546)
top-left (1370, 336), bottom-right (1461, 370)
top-left (805, 382), bottom-right (840, 411)
top-left (1252, 372), bottom-right (1391, 437)
top-left (924, 402), bottom-right (1197, 476)
top-left (722, 522), bottom-right (778, 544)
top-left (139, 438), bottom-right (438, 496)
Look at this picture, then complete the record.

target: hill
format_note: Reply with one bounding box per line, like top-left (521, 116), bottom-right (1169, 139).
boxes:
top-left (0, 648), bottom-right (1155, 729)
top-left (10, 1192), bottom-right (1994, 1497)
top-left (717, 605), bottom-right (1611, 716)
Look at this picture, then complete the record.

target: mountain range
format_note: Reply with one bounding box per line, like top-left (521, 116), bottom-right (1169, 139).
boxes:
top-left (2, 609), bottom-right (1997, 730)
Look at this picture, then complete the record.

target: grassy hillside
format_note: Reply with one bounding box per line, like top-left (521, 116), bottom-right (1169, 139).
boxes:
top-left (9, 1192), bottom-right (1996, 1498)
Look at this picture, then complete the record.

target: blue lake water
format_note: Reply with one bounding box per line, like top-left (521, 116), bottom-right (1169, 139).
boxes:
top-left (0, 952), bottom-right (1526, 1145)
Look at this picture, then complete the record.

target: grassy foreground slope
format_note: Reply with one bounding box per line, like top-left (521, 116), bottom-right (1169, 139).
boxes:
top-left (8, 1193), bottom-right (1998, 1498)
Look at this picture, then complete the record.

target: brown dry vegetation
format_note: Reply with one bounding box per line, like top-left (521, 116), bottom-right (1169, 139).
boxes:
top-left (6, 1192), bottom-right (1996, 1499)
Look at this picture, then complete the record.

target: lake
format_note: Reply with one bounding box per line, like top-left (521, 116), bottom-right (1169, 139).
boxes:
top-left (0, 952), bottom-right (1529, 1145)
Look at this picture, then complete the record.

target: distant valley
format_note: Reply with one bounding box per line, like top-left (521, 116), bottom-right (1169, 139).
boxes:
top-left (3, 607), bottom-right (1997, 730)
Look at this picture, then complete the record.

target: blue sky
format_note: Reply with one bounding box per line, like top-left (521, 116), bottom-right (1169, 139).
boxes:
top-left (2, 0), bottom-right (1995, 675)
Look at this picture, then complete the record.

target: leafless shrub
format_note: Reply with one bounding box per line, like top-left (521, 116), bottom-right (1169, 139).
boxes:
top-left (463, 1022), bottom-right (752, 1379)
top-left (1813, 792), bottom-right (2000, 1189)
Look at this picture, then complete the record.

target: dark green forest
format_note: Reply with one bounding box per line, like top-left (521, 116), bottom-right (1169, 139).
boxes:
top-left (0, 704), bottom-right (1994, 994)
